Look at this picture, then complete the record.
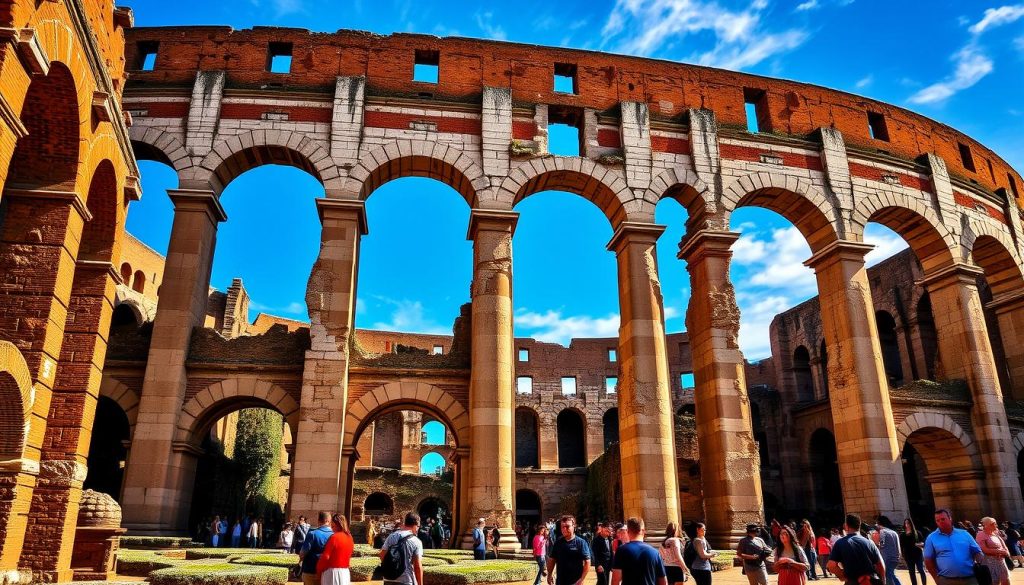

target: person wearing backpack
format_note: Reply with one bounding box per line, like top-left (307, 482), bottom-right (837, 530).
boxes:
top-left (300, 512), bottom-right (335, 585)
top-left (378, 512), bottom-right (424, 585)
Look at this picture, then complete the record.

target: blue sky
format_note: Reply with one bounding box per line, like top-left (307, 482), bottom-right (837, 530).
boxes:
top-left (125, 0), bottom-right (1024, 360)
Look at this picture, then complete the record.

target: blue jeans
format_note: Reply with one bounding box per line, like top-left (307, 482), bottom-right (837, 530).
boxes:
top-left (886, 564), bottom-right (903, 585)
top-left (474, 549), bottom-right (486, 561)
top-left (907, 558), bottom-right (927, 585)
top-left (534, 556), bottom-right (545, 585)
top-left (805, 546), bottom-right (818, 579)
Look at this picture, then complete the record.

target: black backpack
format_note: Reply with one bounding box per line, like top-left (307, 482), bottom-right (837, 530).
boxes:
top-left (683, 539), bottom-right (697, 568)
top-left (378, 533), bottom-right (414, 580)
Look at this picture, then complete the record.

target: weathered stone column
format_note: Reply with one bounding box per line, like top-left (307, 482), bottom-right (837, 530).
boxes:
top-left (609, 222), bottom-right (679, 536)
top-left (678, 230), bottom-right (762, 547)
top-left (804, 240), bottom-right (907, 519)
top-left (922, 264), bottom-right (1024, 520)
top-left (465, 209), bottom-right (517, 546)
top-left (21, 260), bottom-right (117, 580)
top-left (986, 290), bottom-right (1024, 401)
top-left (121, 189), bottom-right (225, 533)
top-left (293, 199), bottom-right (365, 521)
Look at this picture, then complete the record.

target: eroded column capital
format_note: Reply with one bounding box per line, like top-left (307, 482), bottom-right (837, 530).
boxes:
top-left (315, 198), bottom-right (367, 234)
top-left (918, 262), bottom-right (985, 291)
top-left (802, 239), bottom-right (874, 271)
top-left (677, 229), bottom-right (739, 262)
top-left (467, 208), bottom-right (518, 240)
top-left (606, 221), bottom-right (665, 253)
top-left (167, 188), bottom-right (227, 223)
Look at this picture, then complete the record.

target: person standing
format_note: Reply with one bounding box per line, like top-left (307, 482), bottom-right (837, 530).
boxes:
top-left (418, 522), bottom-right (432, 550)
top-left (876, 518), bottom-right (903, 585)
top-left (211, 515), bottom-right (222, 547)
top-left (368, 521), bottom-right (378, 548)
top-left (976, 517), bottom-right (1011, 585)
top-left (901, 519), bottom-right (926, 585)
top-left (688, 523), bottom-right (717, 585)
top-left (592, 523), bottom-right (614, 585)
top-left (472, 518), bottom-right (487, 561)
top-left (817, 528), bottom-right (834, 578)
top-left (660, 522), bottom-right (689, 585)
top-left (300, 512), bottom-right (335, 585)
top-left (431, 518), bottom-right (444, 549)
top-left (800, 521), bottom-right (820, 581)
top-left (738, 523), bottom-right (772, 585)
top-left (491, 526), bottom-right (502, 559)
top-left (924, 509), bottom-right (983, 585)
top-left (317, 514), bottom-right (354, 585)
top-left (231, 518), bottom-right (243, 548)
top-left (611, 517), bottom-right (667, 585)
top-left (826, 514), bottom-right (885, 585)
top-left (379, 512), bottom-right (424, 585)
top-left (547, 515), bottom-right (592, 585)
top-left (1005, 523), bottom-right (1023, 569)
top-left (533, 526), bottom-right (550, 585)
top-left (278, 523), bottom-right (294, 551)
top-left (775, 526), bottom-right (811, 585)
top-left (249, 516), bottom-right (262, 548)
top-left (294, 516), bottom-right (311, 554)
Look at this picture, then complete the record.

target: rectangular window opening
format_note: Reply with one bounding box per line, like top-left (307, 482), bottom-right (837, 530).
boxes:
top-left (608, 348), bottom-right (617, 362)
top-left (518, 348), bottom-right (529, 362)
top-left (561, 377), bottom-right (577, 395)
top-left (516, 376), bottom-right (533, 394)
top-left (605, 376), bottom-right (618, 394)
top-left (743, 87), bottom-right (770, 134)
top-left (432, 345), bottom-right (443, 355)
top-left (553, 63), bottom-right (578, 95)
top-left (1009, 174), bottom-right (1020, 200)
top-left (414, 49), bottom-right (440, 84)
top-left (136, 41), bottom-right (159, 71)
top-left (867, 112), bottom-right (890, 142)
top-left (958, 142), bottom-right (976, 172)
top-left (267, 42), bottom-right (293, 73)
top-left (548, 106), bottom-right (582, 156)
top-left (681, 372), bottom-right (695, 389)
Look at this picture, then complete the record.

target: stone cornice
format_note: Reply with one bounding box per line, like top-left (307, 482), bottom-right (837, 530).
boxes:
top-left (167, 189), bottom-right (227, 223)
top-left (803, 239), bottom-right (875, 271)
top-left (316, 198), bottom-right (367, 234)
top-left (916, 262), bottom-right (985, 290)
top-left (467, 208), bottom-right (518, 240)
top-left (2, 187), bottom-right (92, 222)
top-left (677, 229), bottom-right (740, 262)
top-left (606, 221), bottom-right (666, 253)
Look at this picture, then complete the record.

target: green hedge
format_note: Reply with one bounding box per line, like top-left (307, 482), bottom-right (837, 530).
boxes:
top-left (186, 549), bottom-right (286, 560)
top-left (423, 560), bottom-right (537, 585)
top-left (116, 550), bottom-right (184, 576)
top-left (423, 550), bottom-right (476, 565)
top-left (150, 562), bottom-right (287, 585)
top-left (120, 536), bottom-right (200, 550)
top-left (230, 555), bottom-right (300, 569)
top-left (346, 555), bottom-right (450, 581)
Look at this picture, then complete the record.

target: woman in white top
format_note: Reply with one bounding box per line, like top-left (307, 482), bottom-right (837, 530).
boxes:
top-left (660, 522), bottom-right (689, 585)
top-left (248, 518), bottom-right (261, 548)
top-left (278, 523), bottom-right (294, 551)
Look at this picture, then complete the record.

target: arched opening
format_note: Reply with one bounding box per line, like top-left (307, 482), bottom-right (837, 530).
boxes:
top-left (556, 409), bottom-right (586, 468)
top-left (901, 425), bottom-right (984, 523)
top-left (515, 407), bottom-right (539, 468)
top-left (750, 402), bottom-right (769, 466)
top-left (186, 406), bottom-right (291, 545)
top-left (7, 63), bottom-right (80, 190)
top-left (120, 263), bottom-right (133, 286)
top-left (422, 420), bottom-right (447, 445)
top-left (111, 303), bottom-right (142, 328)
top-left (602, 408), bottom-right (619, 450)
top-left (84, 397), bottom-right (131, 501)
top-left (364, 492), bottom-right (394, 516)
top-left (417, 496), bottom-right (449, 525)
top-left (515, 489), bottom-right (542, 538)
top-left (125, 152), bottom-right (177, 257)
top-left (793, 346), bottom-right (814, 402)
top-left (808, 428), bottom-right (842, 521)
top-left (818, 339), bottom-right (829, 397)
top-left (131, 270), bottom-right (146, 294)
top-left (916, 293), bottom-right (938, 380)
top-left (971, 234), bottom-right (1024, 400)
top-left (0, 372), bottom-right (26, 461)
top-left (420, 452), bottom-right (446, 475)
top-left (875, 310), bottom-right (904, 387)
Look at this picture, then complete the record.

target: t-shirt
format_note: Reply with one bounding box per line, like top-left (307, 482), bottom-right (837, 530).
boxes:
top-left (876, 528), bottom-right (901, 567)
top-left (829, 533), bottom-right (882, 584)
top-left (381, 529), bottom-right (424, 585)
top-left (300, 525), bottom-right (335, 574)
top-left (738, 536), bottom-right (770, 570)
top-left (924, 528), bottom-right (981, 578)
top-left (613, 541), bottom-right (666, 585)
top-left (551, 535), bottom-right (592, 585)
top-left (533, 534), bottom-right (547, 557)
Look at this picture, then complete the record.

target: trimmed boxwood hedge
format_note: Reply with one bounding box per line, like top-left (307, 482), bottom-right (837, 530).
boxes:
top-left (346, 555), bottom-right (449, 581)
top-left (186, 549), bottom-right (286, 560)
top-left (116, 550), bottom-right (184, 576)
top-left (229, 554), bottom-right (300, 569)
top-left (149, 562), bottom-right (287, 585)
top-left (120, 536), bottom-right (200, 549)
top-left (423, 560), bottom-right (537, 585)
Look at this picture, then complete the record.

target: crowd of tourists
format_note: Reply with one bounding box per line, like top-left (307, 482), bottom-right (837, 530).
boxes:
top-left (197, 514), bottom-right (274, 548)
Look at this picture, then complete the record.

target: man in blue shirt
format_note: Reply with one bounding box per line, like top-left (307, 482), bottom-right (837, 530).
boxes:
top-left (547, 515), bottom-right (592, 585)
top-left (875, 517), bottom-right (903, 585)
top-left (924, 508), bottom-right (984, 585)
top-left (299, 511), bottom-right (334, 585)
top-left (472, 518), bottom-right (488, 560)
top-left (611, 517), bottom-right (667, 585)
top-left (827, 513), bottom-right (885, 585)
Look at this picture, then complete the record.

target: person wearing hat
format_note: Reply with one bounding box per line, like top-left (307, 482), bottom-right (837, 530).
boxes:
top-left (738, 523), bottom-right (773, 585)
top-left (473, 518), bottom-right (488, 561)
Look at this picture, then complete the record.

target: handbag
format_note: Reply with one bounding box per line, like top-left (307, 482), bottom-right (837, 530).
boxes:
top-left (974, 562), bottom-right (993, 585)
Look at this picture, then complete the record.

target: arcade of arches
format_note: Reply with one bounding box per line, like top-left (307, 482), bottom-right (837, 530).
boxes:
top-left (3, 2), bottom-right (1024, 581)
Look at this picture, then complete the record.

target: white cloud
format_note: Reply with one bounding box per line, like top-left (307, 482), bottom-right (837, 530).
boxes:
top-left (854, 75), bottom-right (873, 90)
top-left (735, 226), bottom-right (817, 296)
top-left (795, 0), bottom-right (819, 11)
top-left (515, 309), bottom-right (620, 345)
top-left (600, 0), bottom-right (809, 71)
top-left (969, 5), bottom-right (1024, 34)
top-left (863, 224), bottom-right (909, 267)
top-left (736, 293), bottom-right (791, 359)
top-left (370, 298), bottom-right (450, 334)
top-left (908, 44), bottom-right (993, 104)
top-left (475, 12), bottom-right (507, 41)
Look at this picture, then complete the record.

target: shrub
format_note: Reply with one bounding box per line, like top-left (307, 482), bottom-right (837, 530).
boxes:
top-left (187, 549), bottom-right (286, 560)
top-left (120, 536), bottom-right (199, 550)
top-left (150, 562), bottom-right (287, 585)
top-left (423, 550), bottom-right (476, 564)
top-left (230, 555), bottom-right (299, 569)
top-left (423, 560), bottom-right (537, 585)
top-left (116, 550), bottom-right (184, 576)
top-left (347, 555), bottom-right (448, 581)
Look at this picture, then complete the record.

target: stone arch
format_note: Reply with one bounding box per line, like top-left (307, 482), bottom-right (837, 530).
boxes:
top-left (807, 428), bottom-right (843, 516)
top-left (515, 406), bottom-right (540, 468)
top-left (129, 125), bottom-right (191, 174)
top-left (851, 193), bottom-right (956, 275)
top-left (895, 412), bottom-right (981, 463)
top-left (364, 492), bottom-right (394, 516)
top-left (113, 293), bottom-right (152, 323)
top-left (965, 222), bottom-right (1024, 297)
top-left (602, 407), bottom-right (620, 449)
top-left (344, 382), bottom-right (470, 450)
top-left (191, 130), bottom-right (343, 194)
top-left (99, 377), bottom-right (140, 436)
top-left (346, 140), bottom-right (489, 206)
top-left (174, 377), bottom-right (300, 446)
top-left (132, 270), bottom-right (146, 294)
top-left (80, 159), bottom-right (120, 263)
top-left (499, 158), bottom-right (634, 227)
top-left (119, 262), bottom-right (133, 286)
top-left (897, 412), bottom-right (985, 520)
top-left (418, 449), bottom-right (447, 474)
top-left (556, 407), bottom-right (587, 468)
top-left (644, 166), bottom-right (714, 227)
top-left (0, 341), bottom-right (34, 461)
top-left (720, 171), bottom-right (839, 252)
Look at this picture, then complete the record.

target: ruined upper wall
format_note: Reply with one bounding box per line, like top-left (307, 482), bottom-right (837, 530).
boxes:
top-left (122, 26), bottom-right (1022, 200)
